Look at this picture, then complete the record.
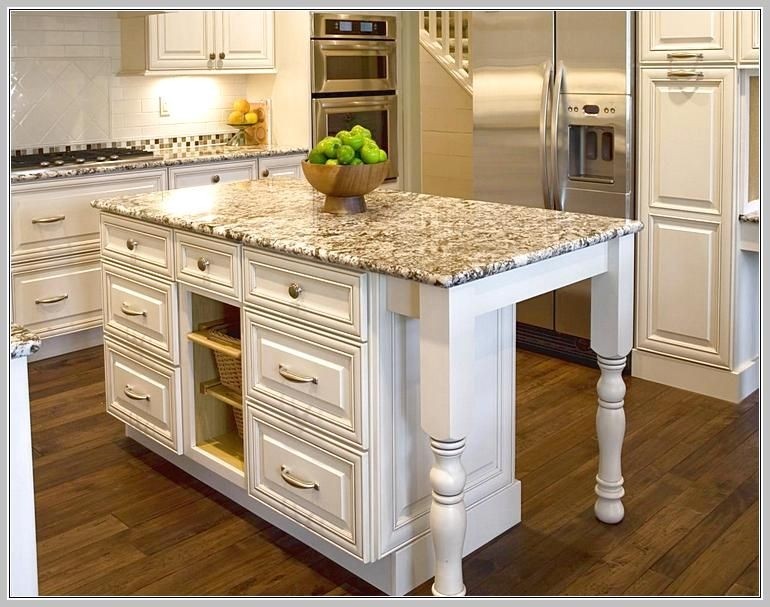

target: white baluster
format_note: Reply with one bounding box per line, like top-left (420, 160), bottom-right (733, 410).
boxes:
top-left (429, 11), bottom-right (437, 43)
top-left (594, 355), bottom-right (626, 523)
top-left (441, 10), bottom-right (450, 56)
top-left (454, 11), bottom-right (463, 71)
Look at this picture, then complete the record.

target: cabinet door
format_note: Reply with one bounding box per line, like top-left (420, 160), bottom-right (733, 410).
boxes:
top-left (639, 68), bottom-right (735, 217)
top-left (739, 10), bottom-right (760, 64)
top-left (148, 11), bottom-right (215, 70)
top-left (168, 160), bottom-right (257, 189)
top-left (258, 154), bottom-right (305, 180)
top-left (639, 10), bottom-right (736, 63)
top-left (216, 10), bottom-right (275, 71)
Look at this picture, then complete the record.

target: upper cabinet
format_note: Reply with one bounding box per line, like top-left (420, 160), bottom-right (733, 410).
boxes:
top-left (120, 10), bottom-right (275, 75)
top-left (639, 10), bottom-right (736, 63)
top-left (739, 10), bottom-right (760, 64)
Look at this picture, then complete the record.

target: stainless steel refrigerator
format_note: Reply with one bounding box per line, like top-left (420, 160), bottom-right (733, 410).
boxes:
top-left (472, 10), bottom-right (635, 351)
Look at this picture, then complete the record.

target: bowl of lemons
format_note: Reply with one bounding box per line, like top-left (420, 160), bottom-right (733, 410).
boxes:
top-left (302, 125), bottom-right (390, 215)
top-left (226, 98), bottom-right (259, 146)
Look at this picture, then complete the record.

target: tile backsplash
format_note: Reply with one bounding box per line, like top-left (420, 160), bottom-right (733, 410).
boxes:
top-left (10, 10), bottom-right (254, 150)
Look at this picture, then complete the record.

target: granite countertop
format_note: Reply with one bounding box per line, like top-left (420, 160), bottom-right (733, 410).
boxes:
top-left (91, 179), bottom-right (643, 288)
top-left (11, 324), bottom-right (41, 359)
top-left (10, 144), bottom-right (308, 184)
top-left (739, 211), bottom-right (759, 223)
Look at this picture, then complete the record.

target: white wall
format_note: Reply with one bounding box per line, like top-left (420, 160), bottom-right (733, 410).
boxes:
top-left (10, 10), bottom-right (309, 149)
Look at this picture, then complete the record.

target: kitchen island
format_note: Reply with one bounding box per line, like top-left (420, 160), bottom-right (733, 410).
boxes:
top-left (91, 178), bottom-right (642, 596)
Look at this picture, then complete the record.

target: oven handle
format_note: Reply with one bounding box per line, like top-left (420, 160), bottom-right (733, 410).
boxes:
top-left (313, 96), bottom-right (396, 112)
top-left (314, 40), bottom-right (396, 53)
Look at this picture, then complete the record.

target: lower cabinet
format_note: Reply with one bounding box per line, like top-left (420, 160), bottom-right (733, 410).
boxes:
top-left (168, 160), bottom-right (258, 189)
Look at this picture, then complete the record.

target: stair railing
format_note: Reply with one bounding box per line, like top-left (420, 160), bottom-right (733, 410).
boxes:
top-left (419, 10), bottom-right (472, 94)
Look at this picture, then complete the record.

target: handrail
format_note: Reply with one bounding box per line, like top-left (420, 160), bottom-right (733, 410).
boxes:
top-left (419, 10), bottom-right (472, 95)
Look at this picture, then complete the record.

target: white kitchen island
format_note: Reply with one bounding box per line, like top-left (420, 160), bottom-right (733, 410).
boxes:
top-left (91, 178), bottom-right (642, 596)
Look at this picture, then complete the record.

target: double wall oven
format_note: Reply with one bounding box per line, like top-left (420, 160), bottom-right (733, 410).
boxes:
top-left (311, 13), bottom-right (398, 180)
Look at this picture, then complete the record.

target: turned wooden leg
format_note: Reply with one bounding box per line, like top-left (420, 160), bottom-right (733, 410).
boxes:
top-left (429, 438), bottom-right (467, 597)
top-left (594, 355), bottom-right (626, 523)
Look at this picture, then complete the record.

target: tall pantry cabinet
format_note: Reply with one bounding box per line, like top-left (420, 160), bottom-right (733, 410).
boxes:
top-left (633, 10), bottom-right (760, 402)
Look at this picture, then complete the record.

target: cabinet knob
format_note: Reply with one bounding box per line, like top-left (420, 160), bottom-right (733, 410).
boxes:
top-left (197, 257), bottom-right (210, 272)
top-left (288, 282), bottom-right (303, 299)
top-left (219, 51), bottom-right (226, 60)
top-left (209, 52), bottom-right (216, 60)
top-left (211, 174), bottom-right (220, 183)
top-left (261, 169), bottom-right (270, 178)
top-left (126, 238), bottom-right (138, 251)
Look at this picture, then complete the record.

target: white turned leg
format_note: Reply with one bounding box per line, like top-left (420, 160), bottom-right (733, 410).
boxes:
top-left (429, 438), bottom-right (468, 597)
top-left (594, 355), bottom-right (626, 523)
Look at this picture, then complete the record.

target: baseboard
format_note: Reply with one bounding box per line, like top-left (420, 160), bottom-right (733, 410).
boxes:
top-left (125, 427), bottom-right (521, 596)
top-left (28, 327), bottom-right (103, 362)
top-left (631, 348), bottom-right (759, 403)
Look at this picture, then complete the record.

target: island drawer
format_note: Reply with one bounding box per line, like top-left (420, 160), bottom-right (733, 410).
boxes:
top-left (246, 404), bottom-right (367, 560)
top-left (104, 336), bottom-right (182, 454)
top-left (175, 232), bottom-right (242, 301)
top-left (168, 159), bottom-right (257, 189)
top-left (101, 214), bottom-right (174, 278)
top-left (103, 262), bottom-right (179, 364)
top-left (244, 310), bottom-right (367, 448)
top-left (243, 249), bottom-right (367, 339)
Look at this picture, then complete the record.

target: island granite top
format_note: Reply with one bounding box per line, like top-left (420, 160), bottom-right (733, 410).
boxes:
top-left (91, 178), bottom-right (644, 288)
top-left (10, 145), bottom-right (308, 184)
top-left (11, 324), bottom-right (41, 359)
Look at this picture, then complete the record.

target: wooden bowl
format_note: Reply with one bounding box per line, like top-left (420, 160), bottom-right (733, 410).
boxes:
top-left (301, 160), bottom-right (390, 214)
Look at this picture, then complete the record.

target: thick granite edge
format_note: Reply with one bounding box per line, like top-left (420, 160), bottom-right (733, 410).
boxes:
top-left (90, 181), bottom-right (644, 288)
top-left (11, 324), bottom-right (41, 359)
top-left (10, 145), bottom-right (308, 184)
top-left (739, 212), bottom-right (759, 223)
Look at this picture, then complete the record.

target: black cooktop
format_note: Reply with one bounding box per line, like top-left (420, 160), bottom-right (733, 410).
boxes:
top-left (11, 147), bottom-right (156, 171)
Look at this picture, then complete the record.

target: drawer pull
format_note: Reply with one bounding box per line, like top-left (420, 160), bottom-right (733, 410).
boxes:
top-left (280, 465), bottom-right (319, 490)
top-left (120, 302), bottom-right (147, 317)
top-left (123, 385), bottom-right (150, 401)
top-left (197, 257), bottom-right (210, 272)
top-left (211, 175), bottom-right (220, 183)
top-left (278, 364), bottom-right (318, 385)
top-left (31, 215), bottom-right (65, 224)
top-left (209, 52), bottom-right (216, 60)
top-left (667, 70), bottom-right (704, 78)
top-left (219, 51), bottom-right (226, 60)
top-left (35, 294), bottom-right (68, 305)
top-left (261, 169), bottom-right (270, 178)
top-left (126, 238), bottom-right (139, 251)
top-left (288, 282), bottom-right (303, 299)
top-left (666, 52), bottom-right (704, 59)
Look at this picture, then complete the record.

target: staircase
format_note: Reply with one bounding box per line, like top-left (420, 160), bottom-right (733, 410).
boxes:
top-left (419, 11), bottom-right (472, 94)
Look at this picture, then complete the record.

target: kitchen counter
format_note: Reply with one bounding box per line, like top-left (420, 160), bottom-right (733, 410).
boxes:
top-left (90, 178), bottom-right (642, 287)
top-left (10, 145), bottom-right (308, 184)
top-left (739, 210), bottom-right (759, 223)
top-left (10, 323), bottom-right (41, 359)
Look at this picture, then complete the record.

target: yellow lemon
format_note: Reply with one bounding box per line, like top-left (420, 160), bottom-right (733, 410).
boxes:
top-left (233, 99), bottom-right (251, 114)
top-left (244, 111), bottom-right (258, 124)
top-left (228, 110), bottom-right (244, 125)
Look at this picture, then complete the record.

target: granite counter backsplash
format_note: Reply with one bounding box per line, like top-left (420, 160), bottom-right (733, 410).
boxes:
top-left (91, 178), bottom-right (643, 288)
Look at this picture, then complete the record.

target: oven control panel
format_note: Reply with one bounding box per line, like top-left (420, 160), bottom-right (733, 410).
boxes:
top-left (312, 13), bottom-right (396, 40)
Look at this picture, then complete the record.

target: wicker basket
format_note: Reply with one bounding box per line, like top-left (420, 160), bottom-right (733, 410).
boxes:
top-left (208, 325), bottom-right (244, 438)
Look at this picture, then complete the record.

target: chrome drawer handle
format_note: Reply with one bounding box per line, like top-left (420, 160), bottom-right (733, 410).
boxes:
top-left (123, 385), bottom-right (150, 401)
top-left (35, 294), bottom-right (68, 305)
top-left (120, 302), bottom-right (147, 317)
top-left (197, 257), bottom-right (210, 271)
top-left (667, 70), bottom-right (704, 78)
top-left (288, 282), bottom-right (302, 299)
top-left (126, 238), bottom-right (139, 251)
top-left (666, 52), bottom-right (704, 59)
top-left (280, 465), bottom-right (318, 490)
top-left (278, 364), bottom-right (318, 385)
top-left (31, 215), bottom-right (65, 224)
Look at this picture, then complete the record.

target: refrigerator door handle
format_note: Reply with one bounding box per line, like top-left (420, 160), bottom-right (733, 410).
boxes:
top-left (551, 61), bottom-right (565, 212)
top-left (540, 60), bottom-right (554, 209)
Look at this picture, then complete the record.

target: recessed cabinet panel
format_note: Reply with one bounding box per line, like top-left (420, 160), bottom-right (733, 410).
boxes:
top-left (149, 11), bottom-right (215, 69)
top-left (640, 10), bottom-right (736, 63)
top-left (739, 10), bottom-right (760, 64)
top-left (217, 11), bottom-right (275, 70)
top-left (640, 215), bottom-right (729, 367)
top-left (168, 161), bottom-right (257, 189)
top-left (641, 69), bottom-right (734, 215)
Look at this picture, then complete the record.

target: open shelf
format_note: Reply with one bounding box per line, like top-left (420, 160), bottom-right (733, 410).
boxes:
top-left (196, 431), bottom-right (244, 471)
top-left (200, 378), bottom-right (243, 409)
top-left (187, 319), bottom-right (242, 359)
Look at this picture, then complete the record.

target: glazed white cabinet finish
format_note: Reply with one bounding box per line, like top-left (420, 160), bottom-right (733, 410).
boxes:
top-left (639, 10), bottom-right (736, 63)
top-left (739, 10), bottom-right (760, 64)
top-left (148, 11), bottom-right (214, 69)
top-left (168, 160), bottom-right (257, 189)
top-left (258, 155), bottom-right (306, 180)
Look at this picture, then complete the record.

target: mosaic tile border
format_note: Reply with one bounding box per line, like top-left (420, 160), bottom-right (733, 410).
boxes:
top-left (12, 132), bottom-right (235, 156)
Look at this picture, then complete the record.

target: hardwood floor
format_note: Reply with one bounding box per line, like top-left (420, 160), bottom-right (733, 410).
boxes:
top-left (27, 346), bottom-right (759, 597)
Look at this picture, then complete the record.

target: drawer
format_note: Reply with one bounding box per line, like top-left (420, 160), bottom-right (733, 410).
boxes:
top-left (169, 160), bottom-right (257, 189)
top-left (105, 337), bottom-right (181, 454)
top-left (257, 155), bottom-right (304, 180)
top-left (244, 311), bottom-right (367, 447)
top-left (243, 248), bottom-right (367, 339)
top-left (101, 214), bottom-right (174, 278)
top-left (103, 262), bottom-right (178, 364)
top-left (246, 405), bottom-right (367, 559)
top-left (175, 231), bottom-right (241, 300)
top-left (11, 254), bottom-right (102, 338)
top-left (11, 170), bottom-right (166, 263)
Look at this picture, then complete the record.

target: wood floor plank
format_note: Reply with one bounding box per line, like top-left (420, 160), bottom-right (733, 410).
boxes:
top-left (36, 514), bottom-right (128, 561)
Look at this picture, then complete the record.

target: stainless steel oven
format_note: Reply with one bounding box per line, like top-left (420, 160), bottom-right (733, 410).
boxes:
top-left (310, 12), bottom-right (399, 180)
top-left (313, 94), bottom-right (398, 180)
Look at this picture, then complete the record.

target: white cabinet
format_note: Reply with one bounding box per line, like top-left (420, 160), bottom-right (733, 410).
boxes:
top-left (168, 160), bottom-right (258, 189)
top-left (739, 10), bottom-right (760, 64)
top-left (639, 10), bottom-right (736, 63)
top-left (121, 10), bottom-right (275, 74)
top-left (258, 154), bottom-right (306, 180)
